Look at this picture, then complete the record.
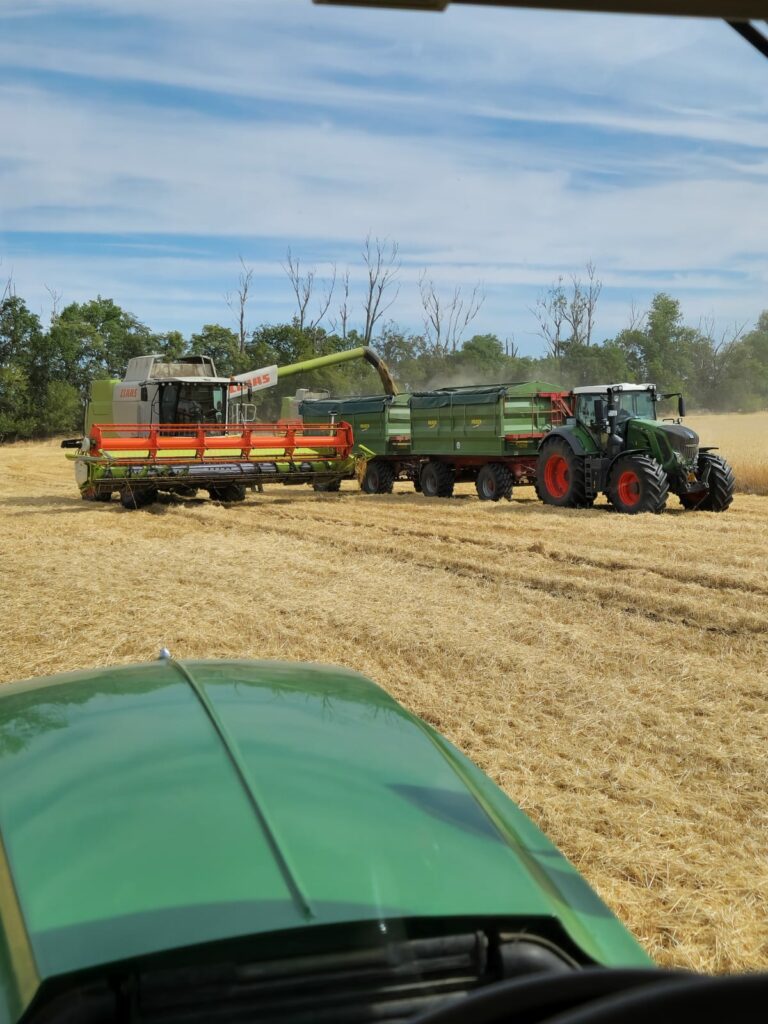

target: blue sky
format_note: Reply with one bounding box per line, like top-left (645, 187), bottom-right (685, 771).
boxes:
top-left (0, 0), bottom-right (766, 356)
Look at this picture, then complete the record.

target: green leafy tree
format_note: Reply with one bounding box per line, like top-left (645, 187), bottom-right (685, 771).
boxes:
top-left (189, 324), bottom-right (243, 376)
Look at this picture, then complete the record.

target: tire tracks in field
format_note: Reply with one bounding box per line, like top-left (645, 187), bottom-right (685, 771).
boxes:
top-left (242, 505), bottom-right (768, 638)
top-left (248, 499), bottom-right (768, 602)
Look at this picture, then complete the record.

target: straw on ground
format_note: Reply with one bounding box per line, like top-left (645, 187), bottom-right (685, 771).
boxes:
top-left (1, 433), bottom-right (766, 975)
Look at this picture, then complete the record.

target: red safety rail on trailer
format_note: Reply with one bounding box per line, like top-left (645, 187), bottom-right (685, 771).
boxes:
top-left (538, 392), bottom-right (574, 426)
top-left (88, 421), bottom-right (354, 462)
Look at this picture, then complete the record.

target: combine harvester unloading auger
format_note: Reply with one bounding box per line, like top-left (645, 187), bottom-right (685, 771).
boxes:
top-left (63, 347), bottom-right (395, 509)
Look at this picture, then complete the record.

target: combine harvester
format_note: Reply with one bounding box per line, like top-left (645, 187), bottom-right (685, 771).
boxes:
top-left (63, 347), bottom-right (395, 509)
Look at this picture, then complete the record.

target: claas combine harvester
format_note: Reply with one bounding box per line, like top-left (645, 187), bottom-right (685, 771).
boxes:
top-left (62, 347), bottom-right (396, 509)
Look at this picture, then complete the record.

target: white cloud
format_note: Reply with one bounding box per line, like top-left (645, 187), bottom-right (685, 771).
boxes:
top-left (0, 0), bottom-right (766, 349)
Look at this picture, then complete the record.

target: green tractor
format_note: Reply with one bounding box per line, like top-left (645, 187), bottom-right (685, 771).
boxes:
top-left (536, 384), bottom-right (735, 514)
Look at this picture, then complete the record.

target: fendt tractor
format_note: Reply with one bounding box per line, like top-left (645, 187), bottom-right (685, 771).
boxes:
top-left (535, 383), bottom-right (735, 514)
top-left (62, 347), bottom-right (396, 509)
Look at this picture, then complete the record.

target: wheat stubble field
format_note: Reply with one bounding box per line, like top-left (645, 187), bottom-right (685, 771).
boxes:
top-left (1, 420), bottom-right (767, 974)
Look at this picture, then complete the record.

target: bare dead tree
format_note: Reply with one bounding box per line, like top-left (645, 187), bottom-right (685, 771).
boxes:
top-left (283, 248), bottom-right (313, 331)
top-left (337, 269), bottom-right (351, 341)
top-left (531, 263), bottom-right (602, 368)
top-left (531, 276), bottom-right (568, 362)
top-left (361, 235), bottom-right (400, 346)
top-left (626, 300), bottom-right (646, 333)
top-left (2, 263), bottom-right (14, 302)
top-left (225, 256), bottom-right (254, 353)
top-left (44, 284), bottom-right (63, 322)
top-left (309, 263), bottom-right (336, 332)
top-left (419, 272), bottom-right (485, 354)
top-left (561, 261), bottom-right (602, 346)
top-left (282, 249), bottom-right (336, 341)
top-left (505, 335), bottom-right (519, 359)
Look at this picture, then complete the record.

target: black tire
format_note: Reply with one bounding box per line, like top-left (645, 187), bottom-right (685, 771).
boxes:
top-left (535, 438), bottom-right (589, 508)
top-left (81, 488), bottom-right (112, 502)
top-left (680, 453), bottom-right (735, 512)
top-left (361, 461), bottom-right (396, 494)
top-left (313, 479), bottom-right (342, 492)
top-left (608, 454), bottom-right (668, 514)
top-left (413, 473), bottom-right (423, 493)
top-left (475, 463), bottom-right (513, 501)
top-left (420, 460), bottom-right (454, 498)
top-left (208, 483), bottom-right (246, 502)
top-left (120, 488), bottom-right (157, 510)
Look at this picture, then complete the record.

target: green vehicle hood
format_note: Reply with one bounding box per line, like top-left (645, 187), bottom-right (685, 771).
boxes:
top-left (0, 660), bottom-right (649, 1021)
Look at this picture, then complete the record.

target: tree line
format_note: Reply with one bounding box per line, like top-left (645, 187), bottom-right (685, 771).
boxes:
top-left (1, 253), bottom-right (767, 440)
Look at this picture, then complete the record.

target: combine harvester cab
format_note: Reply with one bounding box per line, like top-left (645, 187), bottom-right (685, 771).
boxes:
top-left (535, 383), bottom-right (736, 514)
top-left (63, 354), bottom-right (358, 508)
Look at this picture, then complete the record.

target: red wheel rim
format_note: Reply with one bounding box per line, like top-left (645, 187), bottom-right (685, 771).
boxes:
top-left (544, 454), bottom-right (569, 498)
top-left (617, 469), bottom-right (641, 506)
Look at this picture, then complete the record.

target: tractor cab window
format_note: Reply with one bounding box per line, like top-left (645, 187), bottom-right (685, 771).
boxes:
top-left (615, 391), bottom-right (656, 420)
top-left (159, 384), bottom-right (226, 424)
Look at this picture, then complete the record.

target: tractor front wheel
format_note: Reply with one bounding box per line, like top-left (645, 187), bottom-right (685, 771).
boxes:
top-left (361, 461), bottom-right (396, 494)
top-left (475, 463), bottom-right (513, 502)
top-left (420, 461), bottom-right (454, 498)
top-left (535, 439), bottom-right (589, 507)
top-left (608, 455), bottom-right (668, 514)
top-left (679, 453), bottom-right (735, 512)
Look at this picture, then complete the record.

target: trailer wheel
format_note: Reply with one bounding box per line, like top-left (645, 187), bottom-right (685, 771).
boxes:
top-left (476, 463), bottom-right (513, 502)
top-left (313, 479), bottom-right (342, 492)
top-left (535, 438), bottom-right (589, 507)
top-left (120, 488), bottom-right (157, 510)
top-left (608, 455), bottom-right (668, 514)
top-left (679, 453), bottom-right (735, 512)
top-left (420, 461), bottom-right (454, 498)
top-left (362, 461), bottom-right (396, 494)
top-left (208, 483), bottom-right (247, 502)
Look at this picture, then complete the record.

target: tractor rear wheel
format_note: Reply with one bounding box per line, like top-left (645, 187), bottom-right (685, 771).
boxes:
top-left (361, 461), bottom-right (396, 494)
top-left (313, 479), bottom-right (342, 492)
top-left (535, 438), bottom-right (589, 507)
top-left (608, 455), bottom-right (668, 514)
top-left (475, 463), bottom-right (513, 501)
top-left (680, 453), bottom-right (735, 512)
top-left (420, 460), bottom-right (454, 498)
top-left (208, 483), bottom-right (247, 502)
